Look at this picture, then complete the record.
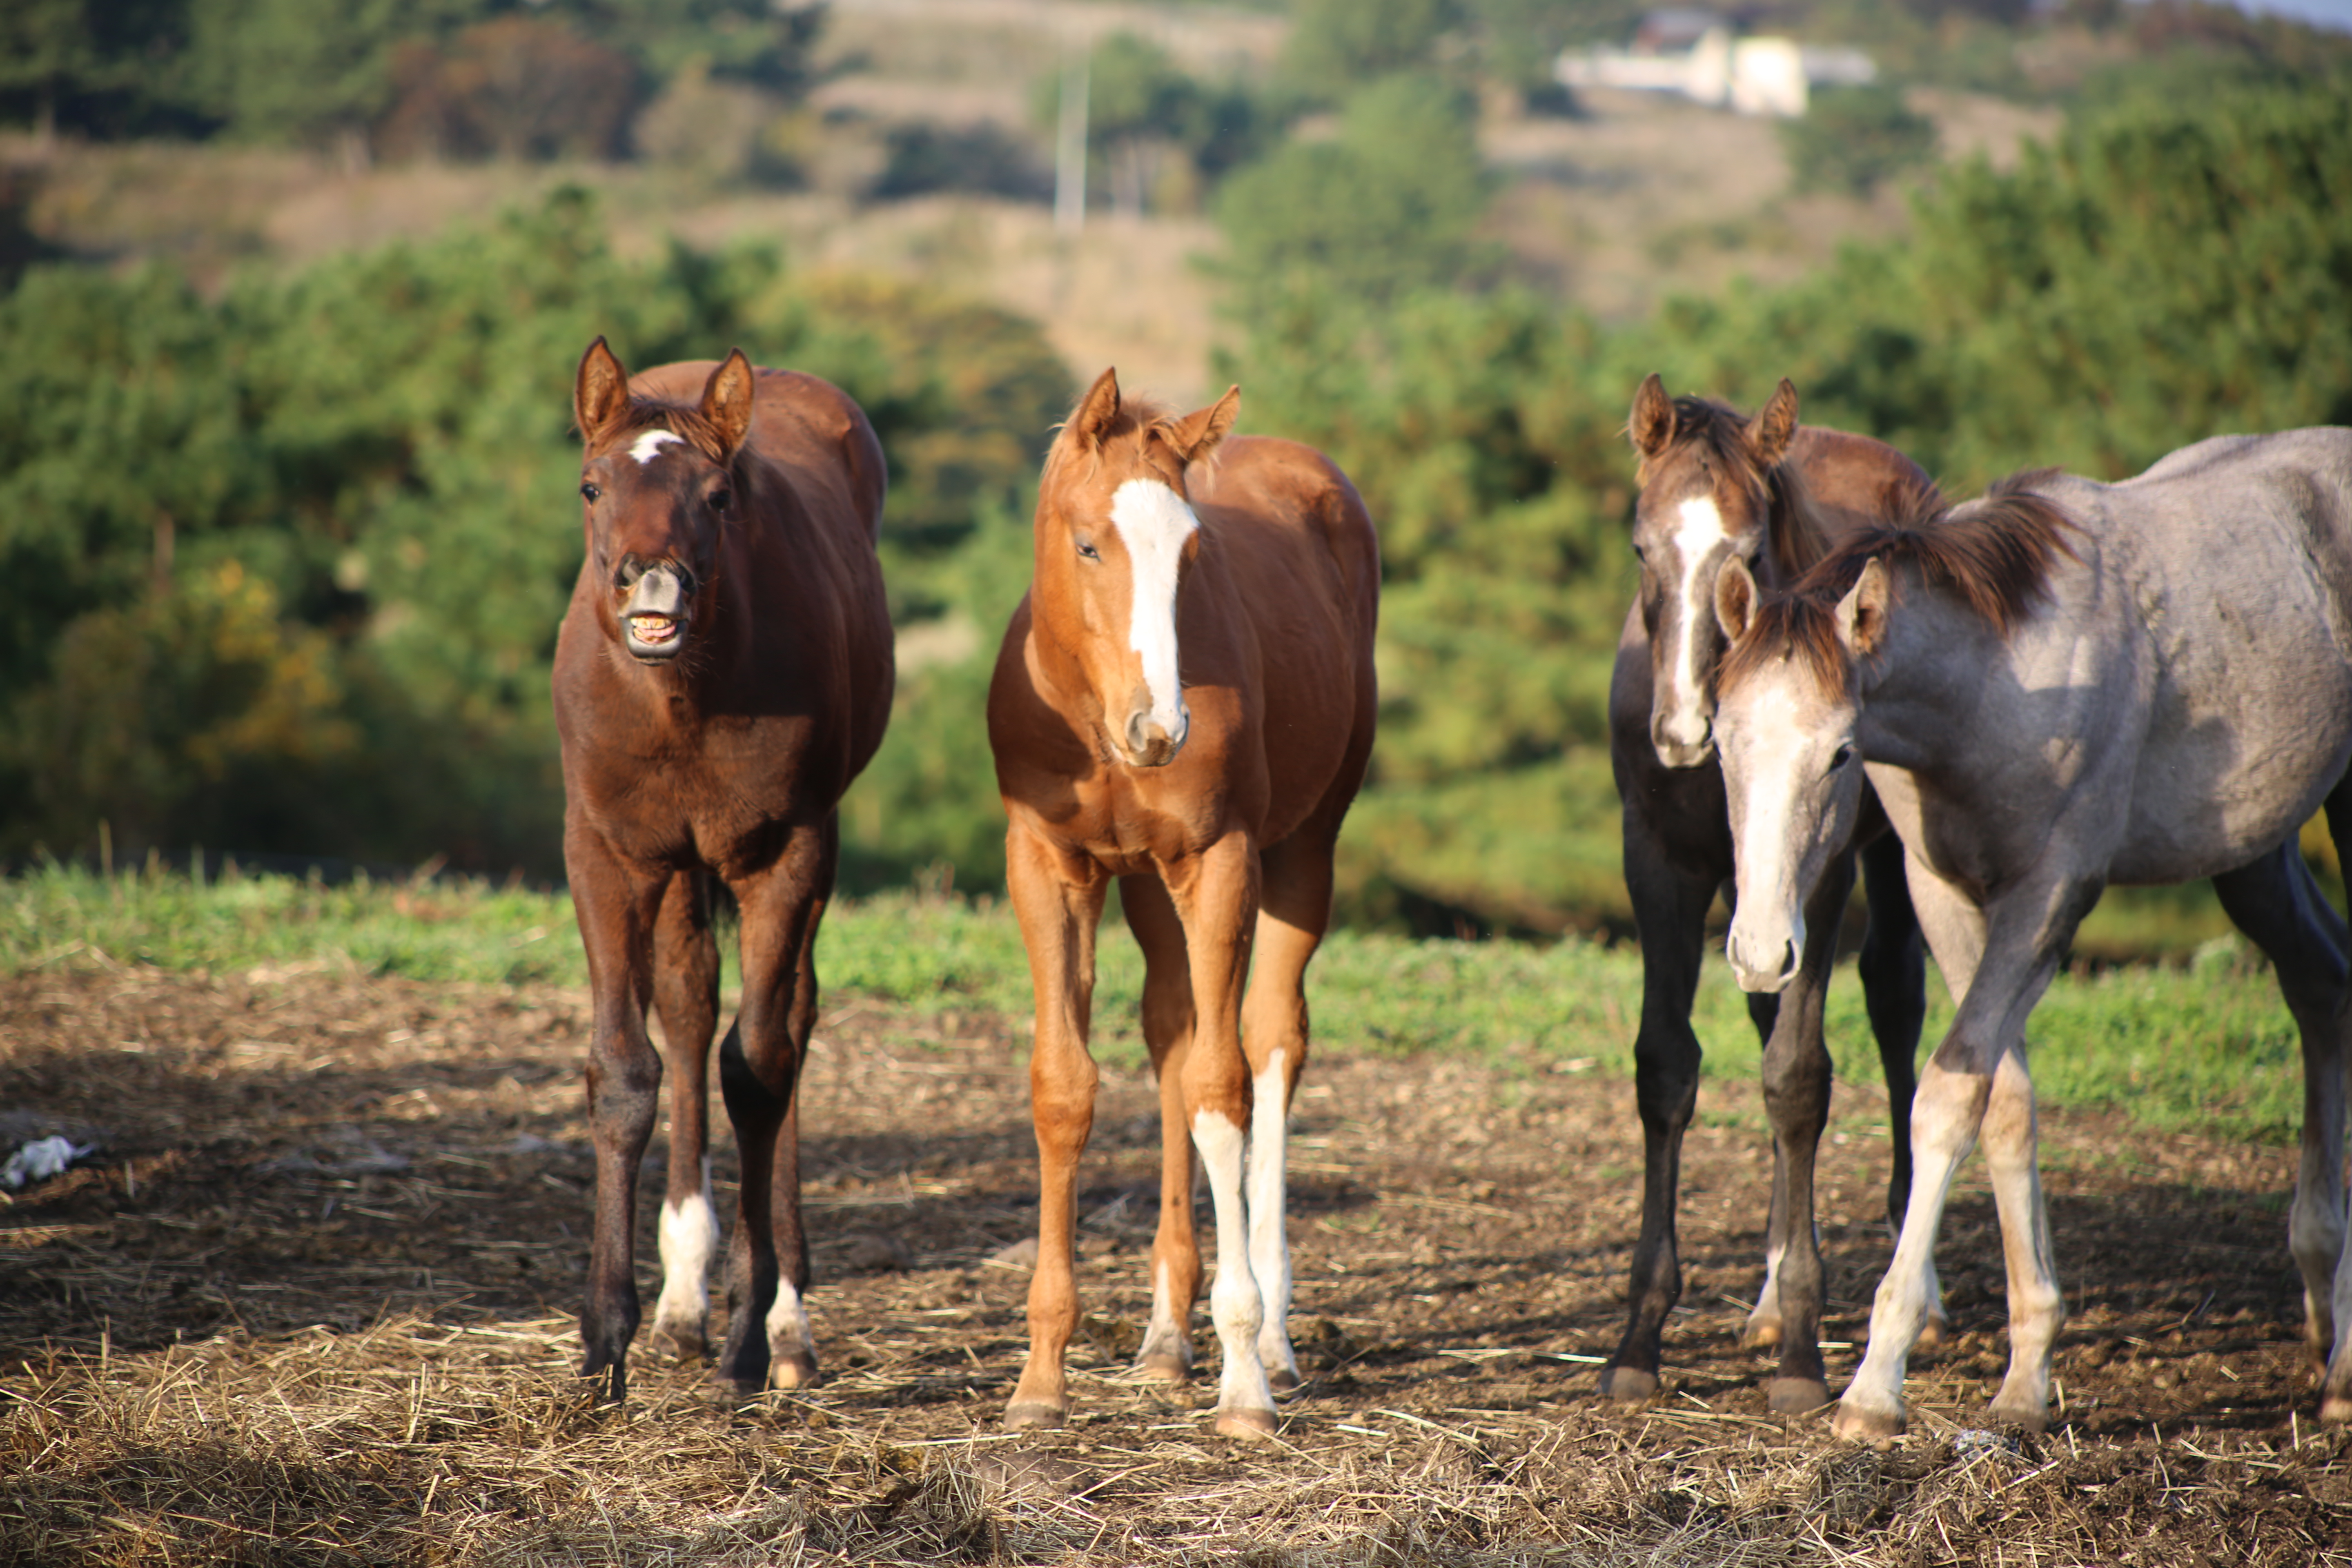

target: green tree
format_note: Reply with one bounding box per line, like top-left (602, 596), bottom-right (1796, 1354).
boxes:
top-left (1215, 73), bottom-right (1493, 317)
top-left (1778, 84), bottom-right (1940, 197)
top-left (1280, 0), bottom-right (1468, 105)
top-left (0, 0), bottom-right (194, 141)
top-left (180, 0), bottom-right (464, 151)
top-left (0, 189), bottom-right (1070, 877)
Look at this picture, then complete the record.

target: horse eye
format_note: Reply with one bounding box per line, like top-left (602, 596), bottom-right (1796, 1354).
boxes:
top-left (1076, 539), bottom-right (1100, 561)
top-left (580, 483), bottom-right (601, 503)
top-left (708, 488), bottom-right (732, 513)
top-left (1830, 744), bottom-right (1855, 772)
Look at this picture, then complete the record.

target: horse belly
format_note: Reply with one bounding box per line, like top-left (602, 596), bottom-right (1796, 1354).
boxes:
top-left (2114, 632), bottom-right (2352, 885)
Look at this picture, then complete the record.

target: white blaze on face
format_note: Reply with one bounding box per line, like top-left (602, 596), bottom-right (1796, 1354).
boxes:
top-left (1666, 495), bottom-right (1731, 729)
top-left (1724, 679), bottom-right (1816, 985)
top-left (630, 428), bottom-right (684, 465)
top-left (1109, 477), bottom-right (1199, 738)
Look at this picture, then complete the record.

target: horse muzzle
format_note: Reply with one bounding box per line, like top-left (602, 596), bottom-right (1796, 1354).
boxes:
top-left (1726, 914), bottom-right (1804, 994)
top-left (1651, 710), bottom-right (1715, 768)
top-left (619, 564), bottom-right (695, 662)
top-left (1119, 705), bottom-right (1190, 768)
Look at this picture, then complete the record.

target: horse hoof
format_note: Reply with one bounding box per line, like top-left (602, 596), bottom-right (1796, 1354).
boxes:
top-left (2320, 1393), bottom-right (2352, 1426)
top-left (580, 1359), bottom-right (627, 1404)
top-left (1004, 1400), bottom-right (1067, 1431)
top-left (1134, 1353), bottom-right (1190, 1385)
top-left (769, 1353), bottom-right (819, 1391)
top-left (1267, 1367), bottom-right (1303, 1394)
top-left (1767, 1377), bottom-right (1832, 1414)
top-left (1597, 1365), bottom-right (1659, 1403)
top-left (1986, 1396), bottom-right (2050, 1435)
top-left (650, 1321), bottom-right (707, 1363)
top-left (1914, 1315), bottom-right (1950, 1356)
top-left (1831, 1397), bottom-right (1905, 1443)
top-left (1740, 1319), bottom-right (1784, 1352)
top-left (1216, 1406), bottom-right (1278, 1440)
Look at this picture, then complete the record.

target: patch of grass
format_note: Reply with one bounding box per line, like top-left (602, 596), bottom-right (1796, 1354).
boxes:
top-left (1, 868), bottom-right (2314, 1141)
top-left (0, 861), bottom-right (582, 987)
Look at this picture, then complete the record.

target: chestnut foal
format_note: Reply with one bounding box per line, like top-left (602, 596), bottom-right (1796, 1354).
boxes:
top-left (987, 370), bottom-right (1379, 1437)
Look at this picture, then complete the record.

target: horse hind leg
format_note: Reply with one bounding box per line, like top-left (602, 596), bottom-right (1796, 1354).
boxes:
top-left (649, 870), bottom-right (722, 1363)
top-left (2220, 833), bottom-right (2352, 1417)
top-left (1120, 874), bottom-right (1201, 1385)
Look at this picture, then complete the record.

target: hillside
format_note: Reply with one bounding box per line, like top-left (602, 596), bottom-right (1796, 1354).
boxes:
top-left (0, 0), bottom-right (2058, 405)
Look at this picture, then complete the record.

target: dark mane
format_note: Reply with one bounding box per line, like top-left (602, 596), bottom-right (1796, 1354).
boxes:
top-left (1722, 470), bottom-right (2080, 695)
top-left (602, 394), bottom-right (742, 466)
top-left (1639, 394), bottom-right (1836, 576)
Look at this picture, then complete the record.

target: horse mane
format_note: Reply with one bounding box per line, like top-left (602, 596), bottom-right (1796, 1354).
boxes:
top-left (1722, 470), bottom-right (2080, 695)
top-left (1045, 391), bottom-right (1208, 483)
top-left (1639, 394), bottom-right (1834, 575)
top-left (596, 394), bottom-right (742, 466)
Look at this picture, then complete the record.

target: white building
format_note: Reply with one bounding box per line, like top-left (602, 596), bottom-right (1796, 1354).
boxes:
top-left (1557, 22), bottom-right (1876, 118)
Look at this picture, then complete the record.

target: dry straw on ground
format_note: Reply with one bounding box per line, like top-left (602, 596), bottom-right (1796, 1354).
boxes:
top-left (4, 966), bottom-right (2349, 1564)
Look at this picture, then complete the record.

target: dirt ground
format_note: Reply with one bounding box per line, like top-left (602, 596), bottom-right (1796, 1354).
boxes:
top-left (3, 962), bottom-right (2349, 1565)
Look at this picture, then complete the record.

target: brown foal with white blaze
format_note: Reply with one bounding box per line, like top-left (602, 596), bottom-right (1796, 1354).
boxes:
top-left (557, 339), bottom-right (892, 1403)
top-left (987, 369), bottom-right (1379, 1437)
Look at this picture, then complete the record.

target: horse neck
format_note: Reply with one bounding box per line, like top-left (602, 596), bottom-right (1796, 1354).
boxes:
top-left (1853, 570), bottom-right (2011, 777)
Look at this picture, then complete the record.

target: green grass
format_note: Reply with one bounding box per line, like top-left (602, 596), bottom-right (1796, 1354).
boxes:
top-left (0, 867), bottom-right (2312, 1144)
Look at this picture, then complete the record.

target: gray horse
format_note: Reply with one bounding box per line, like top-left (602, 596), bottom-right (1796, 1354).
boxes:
top-left (1708, 428), bottom-right (2352, 1437)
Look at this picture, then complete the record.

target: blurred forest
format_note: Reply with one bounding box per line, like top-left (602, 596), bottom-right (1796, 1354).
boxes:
top-left (2, 0), bottom-right (2350, 949)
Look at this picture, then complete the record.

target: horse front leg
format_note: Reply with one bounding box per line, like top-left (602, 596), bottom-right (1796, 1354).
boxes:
top-left (1853, 829), bottom-right (1944, 1351)
top-left (1169, 830), bottom-right (1275, 1438)
top-left (1238, 829), bottom-right (1337, 1394)
top-left (1004, 824), bottom-right (1108, 1429)
top-left (1119, 875), bottom-right (1201, 1384)
top-left (649, 869), bottom-right (722, 1362)
top-left (1750, 847), bottom-right (1855, 1413)
top-left (1601, 816), bottom-right (1718, 1403)
top-left (565, 827), bottom-right (667, 1402)
top-left (1838, 867), bottom-right (2080, 1440)
top-left (714, 819), bottom-right (835, 1395)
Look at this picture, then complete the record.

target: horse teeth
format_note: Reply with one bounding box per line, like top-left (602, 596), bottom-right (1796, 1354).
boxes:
top-left (630, 616), bottom-right (677, 641)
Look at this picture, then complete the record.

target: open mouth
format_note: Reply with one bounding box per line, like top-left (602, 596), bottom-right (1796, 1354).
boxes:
top-left (624, 612), bottom-right (688, 659)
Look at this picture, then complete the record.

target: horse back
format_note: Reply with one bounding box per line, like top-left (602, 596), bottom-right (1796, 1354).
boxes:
top-left (1187, 436), bottom-right (1380, 841)
top-left (1786, 425), bottom-right (1932, 535)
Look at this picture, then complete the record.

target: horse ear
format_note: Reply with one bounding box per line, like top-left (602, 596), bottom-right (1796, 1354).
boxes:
top-left (1752, 378), bottom-right (1799, 468)
top-left (575, 336), bottom-right (630, 444)
top-left (1838, 557), bottom-right (1891, 657)
top-left (1065, 366), bottom-right (1123, 453)
top-left (1714, 555), bottom-right (1760, 646)
top-left (1629, 373), bottom-right (1675, 459)
top-left (699, 349), bottom-right (757, 461)
top-left (1169, 385), bottom-right (1241, 467)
